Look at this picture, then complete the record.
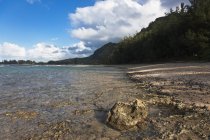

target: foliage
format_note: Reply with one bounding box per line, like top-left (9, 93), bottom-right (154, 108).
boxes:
top-left (49, 0), bottom-right (210, 65)
top-left (0, 60), bottom-right (36, 65)
top-left (109, 0), bottom-right (210, 63)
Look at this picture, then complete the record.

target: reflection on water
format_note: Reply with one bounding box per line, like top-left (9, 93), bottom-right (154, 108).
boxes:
top-left (0, 65), bottom-right (129, 139)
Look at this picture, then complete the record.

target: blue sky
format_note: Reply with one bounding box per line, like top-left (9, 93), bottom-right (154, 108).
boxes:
top-left (0, 0), bottom-right (95, 47)
top-left (0, 0), bottom-right (189, 62)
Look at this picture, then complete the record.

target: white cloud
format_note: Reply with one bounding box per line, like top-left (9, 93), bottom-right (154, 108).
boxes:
top-left (67, 41), bottom-right (92, 56)
top-left (27, 42), bottom-right (92, 61)
top-left (1, 0), bottom-right (190, 62)
top-left (69, 0), bottom-right (189, 51)
top-left (26, 0), bottom-right (41, 4)
top-left (0, 42), bottom-right (26, 60)
top-left (0, 42), bottom-right (93, 62)
top-left (27, 43), bottom-right (69, 62)
top-left (70, 0), bottom-right (166, 46)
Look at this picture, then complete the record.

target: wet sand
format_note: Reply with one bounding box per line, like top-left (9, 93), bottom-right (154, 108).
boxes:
top-left (127, 62), bottom-right (210, 139)
top-left (128, 63), bottom-right (210, 110)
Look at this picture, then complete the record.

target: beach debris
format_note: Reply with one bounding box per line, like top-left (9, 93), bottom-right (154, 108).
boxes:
top-left (106, 99), bottom-right (148, 130)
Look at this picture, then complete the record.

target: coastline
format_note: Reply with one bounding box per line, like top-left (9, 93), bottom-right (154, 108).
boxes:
top-left (127, 62), bottom-right (210, 110)
top-left (29, 63), bottom-right (210, 139)
top-left (126, 62), bottom-right (210, 139)
top-left (1, 63), bottom-right (210, 139)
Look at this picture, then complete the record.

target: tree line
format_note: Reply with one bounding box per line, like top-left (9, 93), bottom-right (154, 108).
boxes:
top-left (109, 0), bottom-right (210, 64)
top-left (50, 0), bottom-right (210, 65)
top-left (2, 0), bottom-right (209, 65)
top-left (0, 60), bottom-right (45, 65)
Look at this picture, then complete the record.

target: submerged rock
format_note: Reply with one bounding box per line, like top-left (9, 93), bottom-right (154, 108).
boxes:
top-left (106, 99), bottom-right (148, 130)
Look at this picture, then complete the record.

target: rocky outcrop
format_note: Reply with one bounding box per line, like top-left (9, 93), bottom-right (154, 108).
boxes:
top-left (106, 99), bottom-right (148, 130)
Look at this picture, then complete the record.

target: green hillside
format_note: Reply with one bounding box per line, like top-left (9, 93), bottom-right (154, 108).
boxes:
top-left (110, 0), bottom-right (210, 64)
top-left (49, 0), bottom-right (210, 65)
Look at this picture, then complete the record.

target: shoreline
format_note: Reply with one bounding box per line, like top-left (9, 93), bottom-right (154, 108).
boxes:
top-left (126, 62), bottom-right (210, 139)
top-left (1, 63), bottom-right (210, 139)
top-left (127, 62), bottom-right (210, 110)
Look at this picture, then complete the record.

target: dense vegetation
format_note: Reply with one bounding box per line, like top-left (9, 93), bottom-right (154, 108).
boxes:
top-left (2, 0), bottom-right (207, 65)
top-left (110, 0), bottom-right (210, 64)
top-left (0, 60), bottom-right (36, 65)
top-left (50, 0), bottom-right (209, 65)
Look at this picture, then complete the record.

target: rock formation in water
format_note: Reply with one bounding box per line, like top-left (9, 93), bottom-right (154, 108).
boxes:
top-left (106, 99), bottom-right (148, 130)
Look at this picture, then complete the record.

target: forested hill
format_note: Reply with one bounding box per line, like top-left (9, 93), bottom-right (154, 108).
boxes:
top-left (49, 0), bottom-right (210, 65)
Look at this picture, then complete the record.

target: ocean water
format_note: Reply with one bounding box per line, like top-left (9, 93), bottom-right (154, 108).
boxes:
top-left (0, 65), bottom-right (129, 139)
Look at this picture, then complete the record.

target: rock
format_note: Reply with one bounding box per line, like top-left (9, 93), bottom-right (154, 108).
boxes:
top-left (106, 99), bottom-right (148, 130)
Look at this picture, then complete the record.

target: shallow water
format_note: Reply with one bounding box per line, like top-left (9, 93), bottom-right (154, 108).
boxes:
top-left (2, 64), bottom-right (209, 139)
top-left (0, 65), bottom-right (136, 139)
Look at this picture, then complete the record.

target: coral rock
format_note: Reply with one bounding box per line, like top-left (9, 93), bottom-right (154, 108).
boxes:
top-left (107, 99), bottom-right (148, 130)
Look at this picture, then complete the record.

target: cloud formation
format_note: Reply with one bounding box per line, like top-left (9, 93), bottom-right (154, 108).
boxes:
top-left (0, 42), bottom-right (26, 60)
top-left (69, 0), bottom-right (189, 53)
top-left (67, 41), bottom-right (92, 56)
top-left (0, 42), bottom-right (92, 62)
top-left (27, 43), bottom-right (68, 62)
top-left (1, 0), bottom-right (189, 61)
top-left (70, 0), bottom-right (166, 45)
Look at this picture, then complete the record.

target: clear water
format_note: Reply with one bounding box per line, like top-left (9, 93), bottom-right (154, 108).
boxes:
top-left (0, 65), bottom-right (129, 139)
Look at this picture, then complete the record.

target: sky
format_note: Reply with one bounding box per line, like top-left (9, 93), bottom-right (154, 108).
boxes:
top-left (0, 0), bottom-right (189, 62)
